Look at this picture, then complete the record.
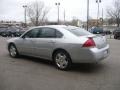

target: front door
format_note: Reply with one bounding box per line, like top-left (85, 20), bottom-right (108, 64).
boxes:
top-left (17, 29), bottom-right (39, 55)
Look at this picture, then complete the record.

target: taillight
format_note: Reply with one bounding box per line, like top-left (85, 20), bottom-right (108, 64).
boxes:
top-left (82, 38), bottom-right (96, 47)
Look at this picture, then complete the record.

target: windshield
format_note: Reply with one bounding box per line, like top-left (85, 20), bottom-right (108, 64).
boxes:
top-left (64, 27), bottom-right (92, 36)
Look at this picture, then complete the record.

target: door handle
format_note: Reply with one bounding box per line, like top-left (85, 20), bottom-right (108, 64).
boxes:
top-left (48, 41), bottom-right (55, 43)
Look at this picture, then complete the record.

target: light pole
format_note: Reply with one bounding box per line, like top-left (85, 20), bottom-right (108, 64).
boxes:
top-left (87, 0), bottom-right (89, 31)
top-left (96, 0), bottom-right (101, 27)
top-left (55, 2), bottom-right (60, 24)
top-left (64, 9), bottom-right (66, 24)
top-left (23, 5), bottom-right (27, 27)
top-left (102, 8), bottom-right (103, 28)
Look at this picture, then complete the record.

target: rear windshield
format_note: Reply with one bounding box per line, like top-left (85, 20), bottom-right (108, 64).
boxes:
top-left (64, 27), bottom-right (92, 36)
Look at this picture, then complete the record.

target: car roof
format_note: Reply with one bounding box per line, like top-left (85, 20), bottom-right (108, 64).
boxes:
top-left (29, 25), bottom-right (67, 29)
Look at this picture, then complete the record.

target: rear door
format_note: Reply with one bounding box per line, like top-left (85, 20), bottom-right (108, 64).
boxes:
top-left (32, 27), bottom-right (57, 59)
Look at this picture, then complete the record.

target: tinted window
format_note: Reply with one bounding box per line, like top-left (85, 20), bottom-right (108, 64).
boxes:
top-left (56, 30), bottom-right (63, 38)
top-left (0, 27), bottom-right (8, 31)
top-left (40, 28), bottom-right (56, 38)
top-left (23, 29), bottom-right (39, 38)
top-left (65, 27), bottom-right (91, 36)
top-left (116, 30), bottom-right (120, 32)
top-left (91, 28), bottom-right (103, 34)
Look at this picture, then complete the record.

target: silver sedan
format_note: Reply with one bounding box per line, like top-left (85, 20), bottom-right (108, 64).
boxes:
top-left (7, 25), bottom-right (110, 70)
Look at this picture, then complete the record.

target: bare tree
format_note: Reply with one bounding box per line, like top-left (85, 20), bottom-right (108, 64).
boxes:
top-left (27, 1), bottom-right (49, 26)
top-left (107, 0), bottom-right (120, 27)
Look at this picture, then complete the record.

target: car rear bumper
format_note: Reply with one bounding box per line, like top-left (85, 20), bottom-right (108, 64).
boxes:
top-left (71, 44), bottom-right (110, 63)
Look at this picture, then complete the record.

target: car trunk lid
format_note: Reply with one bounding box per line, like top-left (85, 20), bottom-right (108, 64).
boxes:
top-left (82, 35), bottom-right (107, 49)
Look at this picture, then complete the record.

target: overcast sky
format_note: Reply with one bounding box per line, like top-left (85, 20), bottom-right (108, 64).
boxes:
top-left (0, 0), bottom-right (113, 22)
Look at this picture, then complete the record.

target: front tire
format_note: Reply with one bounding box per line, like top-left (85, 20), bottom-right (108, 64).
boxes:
top-left (53, 51), bottom-right (72, 70)
top-left (8, 44), bottom-right (19, 58)
top-left (114, 35), bottom-right (117, 39)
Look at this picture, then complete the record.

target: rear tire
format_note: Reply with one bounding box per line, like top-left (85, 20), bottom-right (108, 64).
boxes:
top-left (8, 44), bottom-right (19, 58)
top-left (53, 50), bottom-right (72, 70)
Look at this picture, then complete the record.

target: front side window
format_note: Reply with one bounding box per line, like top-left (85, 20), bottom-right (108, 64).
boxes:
top-left (22, 28), bottom-right (39, 38)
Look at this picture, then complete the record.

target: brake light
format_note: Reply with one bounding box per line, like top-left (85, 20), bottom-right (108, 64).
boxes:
top-left (83, 38), bottom-right (96, 47)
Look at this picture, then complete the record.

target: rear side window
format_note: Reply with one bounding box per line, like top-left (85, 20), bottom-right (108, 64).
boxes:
top-left (39, 28), bottom-right (63, 38)
top-left (65, 27), bottom-right (92, 36)
top-left (56, 30), bottom-right (63, 38)
top-left (40, 28), bottom-right (56, 38)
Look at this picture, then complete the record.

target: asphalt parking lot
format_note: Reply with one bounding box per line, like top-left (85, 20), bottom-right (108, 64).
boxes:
top-left (0, 37), bottom-right (120, 90)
